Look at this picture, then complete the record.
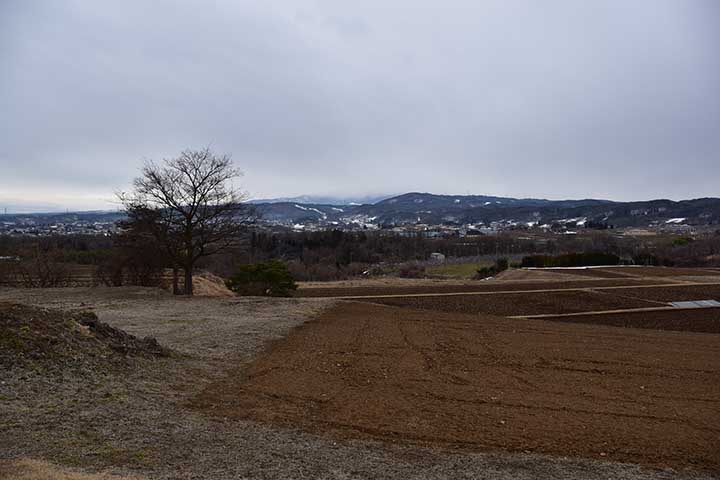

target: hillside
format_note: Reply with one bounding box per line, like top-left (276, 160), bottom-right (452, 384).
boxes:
top-left (2, 193), bottom-right (719, 232)
top-left (250, 193), bottom-right (720, 229)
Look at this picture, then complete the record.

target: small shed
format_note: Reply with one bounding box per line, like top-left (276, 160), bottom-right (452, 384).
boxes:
top-left (429, 252), bottom-right (446, 263)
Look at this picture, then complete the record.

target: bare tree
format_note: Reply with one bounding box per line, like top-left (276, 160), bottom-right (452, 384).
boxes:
top-left (17, 246), bottom-right (71, 288)
top-left (120, 148), bottom-right (253, 295)
top-left (95, 207), bottom-right (170, 288)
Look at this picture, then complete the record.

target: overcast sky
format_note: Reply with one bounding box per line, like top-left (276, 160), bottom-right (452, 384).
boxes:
top-left (1, 0), bottom-right (718, 211)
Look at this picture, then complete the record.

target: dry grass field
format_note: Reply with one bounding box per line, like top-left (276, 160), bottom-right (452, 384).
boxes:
top-left (2, 266), bottom-right (720, 479)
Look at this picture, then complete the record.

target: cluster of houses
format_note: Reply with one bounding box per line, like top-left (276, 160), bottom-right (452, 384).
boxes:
top-left (0, 219), bottom-right (117, 236)
top-left (0, 210), bottom-right (699, 239)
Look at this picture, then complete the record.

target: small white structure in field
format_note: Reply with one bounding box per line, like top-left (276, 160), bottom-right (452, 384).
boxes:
top-left (429, 252), bottom-right (446, 263)
top-left (670, 300), bottom-right (720, 308)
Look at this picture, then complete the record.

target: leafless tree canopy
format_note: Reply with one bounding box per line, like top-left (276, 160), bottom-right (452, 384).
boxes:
top-left (120, 148), bottom-right (254, 295)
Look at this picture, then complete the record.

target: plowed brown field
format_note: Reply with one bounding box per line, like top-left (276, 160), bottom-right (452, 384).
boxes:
top-left (363, 290), bottom-right (660, 316)
top-left (602, 284), bottom-right (720, 303)
top-left (601, 267), bottom-right (720, 277)
top-left (540, 307), bottom-right (720, 333)
top-left (542, 268), bottom-right (633, 279)
top-left (295, 278), bottom-right (668, 298)
top-left (192, 302), bottom-right (720, 471)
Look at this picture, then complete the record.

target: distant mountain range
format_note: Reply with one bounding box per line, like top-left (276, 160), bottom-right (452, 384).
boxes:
top-left (2, 193), bottom-right (719, 230)
top-left (251, 192), bottom-right (720, 229)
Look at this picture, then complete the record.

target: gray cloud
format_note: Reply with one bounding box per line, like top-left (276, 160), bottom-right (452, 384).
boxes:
top-left (1, 0), bottom-right (718, 210)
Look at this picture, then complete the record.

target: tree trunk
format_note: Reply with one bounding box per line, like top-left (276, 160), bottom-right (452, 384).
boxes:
top-left (172, 266), bottom-right (180, 295)
top-left (184, 265), bottom-right (193, 296)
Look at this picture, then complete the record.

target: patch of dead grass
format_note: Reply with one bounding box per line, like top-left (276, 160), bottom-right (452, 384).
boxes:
top-left (0, 459), bottom-right (143, 480)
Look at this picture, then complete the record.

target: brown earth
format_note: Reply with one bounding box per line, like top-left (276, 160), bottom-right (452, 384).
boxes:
top-left (295, 278), bottom-right (669, 298)
top-left (299, 277), bottom-right (482, 289)
top-left (191, 301), bottom-right (720, 472)
top-left (493, 269), bottom-right (598, 281)
top-left (4, 287), bottom-right (718, 479)
top-left (362, 290), bottom-right (661, 316)
top-left (675, 275), bottom-right (720, 284)
top-left (538, 307), bottom-right (720, 333)
top-left (2, 287), bottom-right (720, 478)
top-left (541, 268), bottom-right (634, 279)
top-left (606, 284), bottom-right (720, 303)
top-left (601, 267), bottom-right (720, 277)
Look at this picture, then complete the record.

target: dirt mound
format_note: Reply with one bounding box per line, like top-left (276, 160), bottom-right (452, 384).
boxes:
top-left (160, 272), bottom-right (234, 297)
top-left (192, 272), bottom-right (234, 297)
top-left (0, 302), bottom-right (168, 372)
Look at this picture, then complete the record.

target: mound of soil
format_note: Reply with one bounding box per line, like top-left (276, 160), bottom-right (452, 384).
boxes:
top-left (0, 302), bottom-right (168, 372)
top-left (160, 272), bottom-right (234, 297)
top-left (192, 272), bottom-right (234, 297)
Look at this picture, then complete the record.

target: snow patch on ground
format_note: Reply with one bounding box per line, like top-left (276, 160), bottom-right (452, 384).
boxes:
top-left (308, 207), bottom-right (327, 219)
top-left (294, 204), bottom-right (326, 219)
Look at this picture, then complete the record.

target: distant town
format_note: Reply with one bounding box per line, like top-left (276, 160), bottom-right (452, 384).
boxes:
top-left (1, 191), bottom-right (714, 238)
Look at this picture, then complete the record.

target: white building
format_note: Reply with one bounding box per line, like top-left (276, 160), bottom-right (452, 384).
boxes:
top-left (429, 252), bottom-right (446, 263)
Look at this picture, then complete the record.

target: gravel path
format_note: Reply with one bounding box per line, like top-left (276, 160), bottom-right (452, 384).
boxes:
top-left (1, 287), bottom-right (717, 479)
